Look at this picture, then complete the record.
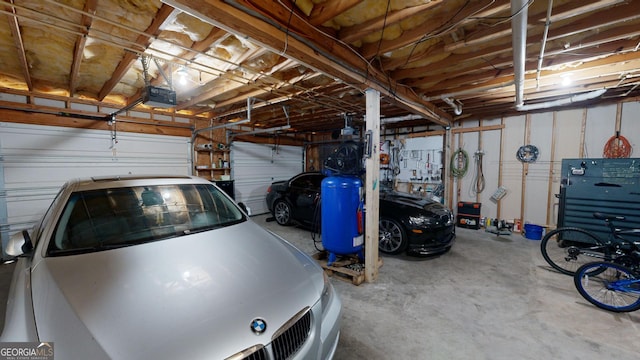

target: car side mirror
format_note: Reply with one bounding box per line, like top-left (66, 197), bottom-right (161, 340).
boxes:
top-left (238, 202), bottom-right (251, 216)
top-left (6, 230), bottom-right (32, 257)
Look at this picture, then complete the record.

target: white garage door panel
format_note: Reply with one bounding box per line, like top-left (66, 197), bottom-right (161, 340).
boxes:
top-left (0, 122), bottom-right (190, 240)
top-left (231, 142), bottom-right (303, 215)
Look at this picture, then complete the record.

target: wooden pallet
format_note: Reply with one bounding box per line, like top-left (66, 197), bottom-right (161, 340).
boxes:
top-left (312, 252), bottom-right (383, 286)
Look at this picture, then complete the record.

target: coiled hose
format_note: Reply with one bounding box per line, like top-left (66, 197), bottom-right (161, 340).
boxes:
top-left (450, 148), bottom-right (469, 178)
top-left (603, 133), bottom-right (632, 158)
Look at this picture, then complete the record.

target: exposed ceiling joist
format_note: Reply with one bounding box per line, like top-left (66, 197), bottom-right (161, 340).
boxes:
top-left (165, 0), bottom-right (451, 126)
top-left (0, 0), bottom-right (638, 133)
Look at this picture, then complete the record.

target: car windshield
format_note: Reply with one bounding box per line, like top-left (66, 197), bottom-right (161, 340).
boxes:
top-left (48, 183), bottom-right (244, 256)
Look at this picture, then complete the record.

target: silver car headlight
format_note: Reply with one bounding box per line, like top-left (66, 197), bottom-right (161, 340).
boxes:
top-left (409, 216), bottom-right (434, 227)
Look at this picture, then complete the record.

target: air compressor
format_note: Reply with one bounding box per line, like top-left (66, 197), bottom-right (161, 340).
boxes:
top-left (321, 175), bottom-right (364, 265)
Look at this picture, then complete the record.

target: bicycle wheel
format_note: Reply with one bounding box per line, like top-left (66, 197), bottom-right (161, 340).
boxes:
top-left (574, 262), bottom-right (640, 312)
top-left (540, 227), bottom-right (610, 276)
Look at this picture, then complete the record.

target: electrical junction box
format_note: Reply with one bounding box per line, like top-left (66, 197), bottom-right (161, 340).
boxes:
top-left (142, 86), bottom-right (176, 108)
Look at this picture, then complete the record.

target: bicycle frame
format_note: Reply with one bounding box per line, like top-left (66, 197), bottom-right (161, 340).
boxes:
top-left (541, 212), bottom-right (640, 277)
top-left (574, 214), bottom-right (640, 261)
top-left (606, 278), bottom-right (640, 294)
top-left (565, 244), bottom-right (611, 261)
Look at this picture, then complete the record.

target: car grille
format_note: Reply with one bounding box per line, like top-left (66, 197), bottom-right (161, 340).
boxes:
top-left (272, 309), bottom-right (312, 359)
top-left (232, 308), bottom-right (312, 360)
top-left (243, 348), bottom-right (268, 360)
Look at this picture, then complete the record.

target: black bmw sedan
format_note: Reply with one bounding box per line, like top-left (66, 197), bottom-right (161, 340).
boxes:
top-left (266, 172), bottom-right (455, 256)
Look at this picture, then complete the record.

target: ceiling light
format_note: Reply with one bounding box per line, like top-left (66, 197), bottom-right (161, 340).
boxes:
top-left (177, 66), bottom-right (189, 86)
top-left (560, 74), bottom-right (573, 87)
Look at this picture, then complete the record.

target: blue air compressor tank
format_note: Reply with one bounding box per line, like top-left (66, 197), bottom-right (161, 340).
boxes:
top-left (321, 175), bottom-right (364, 265)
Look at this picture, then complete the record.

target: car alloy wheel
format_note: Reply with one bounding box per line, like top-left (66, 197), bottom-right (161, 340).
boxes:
top-left (274, 200), bottom-right (292, 225)
top-left (378, 218), bottom-right (407, 254)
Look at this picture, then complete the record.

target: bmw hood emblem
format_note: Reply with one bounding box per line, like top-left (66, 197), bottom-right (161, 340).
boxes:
top-left (250, 318), bottom-right (267, 335)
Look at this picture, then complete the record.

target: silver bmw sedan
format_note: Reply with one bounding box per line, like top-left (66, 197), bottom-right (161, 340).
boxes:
top-left (1, 175), bottom-right (341, 360)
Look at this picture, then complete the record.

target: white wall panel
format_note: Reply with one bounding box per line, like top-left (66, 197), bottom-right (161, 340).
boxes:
top-left (455, 131), bottom-right (479, 204)
top-left (523, 112), bottom-right (553, 226)
top-left (500, 115), bottom-right (526, 224)
top-left (549, 108), bottom-right (584, 225)
top-left (478, 128), bottom-right (501, 219)
top-left (554, 109), bottom-right (584, 160)
top-left (0, 122), bottom-right (190, 238)
top-left (584, 104), bottom-right (616, 158)
top-left (231, 142), bottom-right (303, 215)
top-left (620, 102), bottom-right (640, 154)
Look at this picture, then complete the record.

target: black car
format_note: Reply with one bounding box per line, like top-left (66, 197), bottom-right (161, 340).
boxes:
top-left (266, 172), bottom-right (455, 256)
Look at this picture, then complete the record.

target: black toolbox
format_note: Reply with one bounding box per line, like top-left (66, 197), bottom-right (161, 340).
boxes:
top-left (457, 201), bottom-right (481, 229)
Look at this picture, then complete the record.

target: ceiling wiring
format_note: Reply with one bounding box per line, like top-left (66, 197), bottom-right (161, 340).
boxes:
top-left (470, 0), bottom-right (534, 25)
top-left (6, 0), bottom-right (354, 107)
top-left (264, 0), bottom-right (446, 122)
top-left (4, 0), bottom-right (371, 124)
top-left (400, 0), bottom-right (494, 70)
top-left (1, 0), bottom-right (636, 133)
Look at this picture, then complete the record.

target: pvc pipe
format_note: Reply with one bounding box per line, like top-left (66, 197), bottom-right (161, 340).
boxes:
top-left (511, 0), bottom-right (529, 108)
top-left (516, 89), bottom-right (607, 111)
top-left (380, 114), bottom-right (423, 124)
top-left (442, 97), bottom-right (462, 116)
top-left (536, 0), bottom-right (554, 89)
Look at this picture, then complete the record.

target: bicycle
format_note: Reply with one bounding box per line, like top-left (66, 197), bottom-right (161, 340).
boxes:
top-left (540, 212), bottom-right (640, 276)
top-left (574, 261), bottom-right (640, 312)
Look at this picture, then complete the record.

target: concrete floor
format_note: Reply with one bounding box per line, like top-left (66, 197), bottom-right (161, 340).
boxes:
top-left (255, 214), bottom-right (640, 360)
top-left (1, 215), bottom-right (638, 359)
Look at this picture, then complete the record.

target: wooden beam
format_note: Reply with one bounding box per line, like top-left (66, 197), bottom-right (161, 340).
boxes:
top-left (445, 0), bottom-right (637, 52)
top-left (419, 45), bottom-right (640, 101)
top-left (392, 41), bottom-right (508, 81)
top-left (394, 7), bottom-right (640, 81)
top-left (4, 0), bottom-right (33, 91)
top-left (419, 48), bottom-right (640, 96)
top-left (338, 1), bottom-right (442, 44)
top-left (166, 0), bottom-right (451, 125)
top-left (309, 0), bottom-right (363, 27)
top-left (129, 26), bottom-right (230, 103)
top-left (97, 4), bottom-right (175, 101)
top-left (542, 0), bottom-right (627, 23)
top-left (359, 0), bottom-right (497, 59)
top-left (0, 108), bottom-right (192, 137)
top-left (364, 88), bottom-right (380, 283)
top-left (69, 0), bottom-right (97, 97)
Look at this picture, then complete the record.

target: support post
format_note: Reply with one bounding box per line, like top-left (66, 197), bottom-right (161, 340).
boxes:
top-left (364, 88), bottom-right (380, 283)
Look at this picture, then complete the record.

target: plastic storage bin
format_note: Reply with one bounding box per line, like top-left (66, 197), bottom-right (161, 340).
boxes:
top-left (523, 223), bottom-right (543, 240)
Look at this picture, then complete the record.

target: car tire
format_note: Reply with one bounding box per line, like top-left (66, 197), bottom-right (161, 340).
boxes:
top-left (378, 217), bottom-right (407, 254)
top-left (274, 200), bottom-right (292, 226)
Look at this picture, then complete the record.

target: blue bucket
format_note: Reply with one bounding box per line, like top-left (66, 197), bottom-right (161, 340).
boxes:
top-left (523, 224), bottom-right (543, 240)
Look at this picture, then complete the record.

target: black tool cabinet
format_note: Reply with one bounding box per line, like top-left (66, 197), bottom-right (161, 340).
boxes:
top-left (558, 158), bottom-right (640, 239)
